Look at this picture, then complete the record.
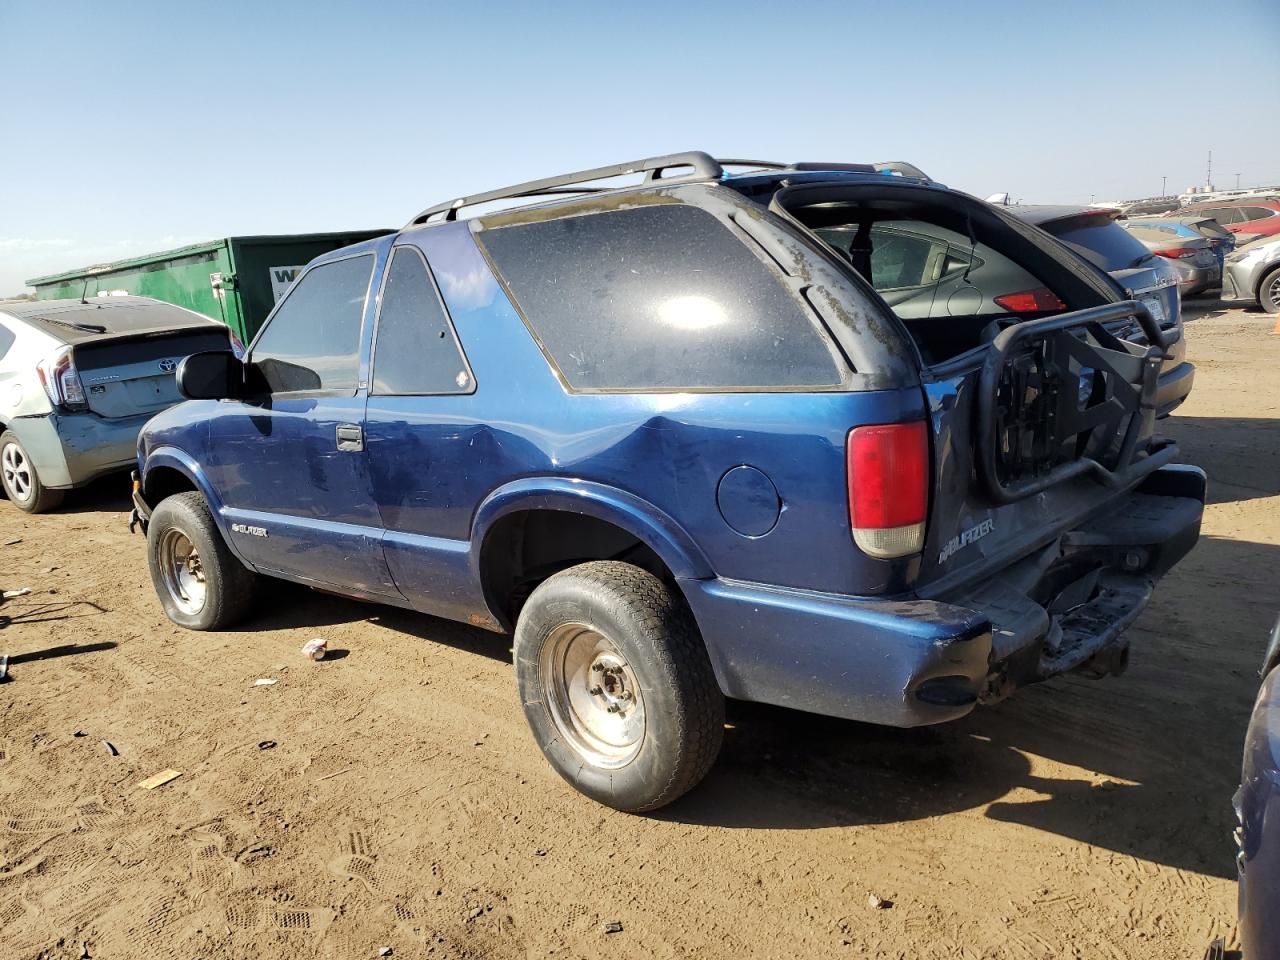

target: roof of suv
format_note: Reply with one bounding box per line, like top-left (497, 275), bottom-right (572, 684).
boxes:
top-left (1006, 205), bottom-right (1117, 227)
top-left (404, 151), bottom-right (934, 227)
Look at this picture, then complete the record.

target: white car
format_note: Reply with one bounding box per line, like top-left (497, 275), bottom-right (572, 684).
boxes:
top-left (0, 296), bottom-right (230, 512)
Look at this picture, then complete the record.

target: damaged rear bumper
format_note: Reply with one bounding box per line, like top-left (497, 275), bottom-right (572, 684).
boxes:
top-left (683, 464), bottom-right (1204, 728)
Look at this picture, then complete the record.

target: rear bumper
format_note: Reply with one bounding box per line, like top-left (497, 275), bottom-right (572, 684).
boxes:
top-left (1155, 360), bottom-right (1195, 418)
top-left (684, 464), bottom-right (1204, 727)
top-left (6, 411), bottom-right (153, 489)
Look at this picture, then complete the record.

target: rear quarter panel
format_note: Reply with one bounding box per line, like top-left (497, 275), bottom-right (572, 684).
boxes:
top-left (369, 222), bottom-right (929, 601)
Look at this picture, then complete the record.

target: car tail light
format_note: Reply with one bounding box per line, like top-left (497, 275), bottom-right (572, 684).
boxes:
top-left (847, 421), bottom-right (928, 559)
top-left (992, 287), bottom-right (1066, 313)
top-left (36, 345), bottom-right (88, 411)
top-left (1151, 247), bottom-right (1200, 260)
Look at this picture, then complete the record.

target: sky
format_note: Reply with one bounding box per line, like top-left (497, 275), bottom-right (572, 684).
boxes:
top-left (1, 0), bottom-right (1278, 296)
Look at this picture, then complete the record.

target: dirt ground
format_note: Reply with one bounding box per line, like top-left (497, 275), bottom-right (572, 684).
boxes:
top-left (1, 304), bottom-right (1277, 960)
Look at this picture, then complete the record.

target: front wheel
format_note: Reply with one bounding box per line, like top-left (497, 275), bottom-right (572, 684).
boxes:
top-left (1258, 265), bottom-right (1280, 315)
top-left (513, 561), bottom-right (724, 812)
top-left (147, 491), bottom-right (256, 630)
top-left (0, 431), bottom-right (64, 513)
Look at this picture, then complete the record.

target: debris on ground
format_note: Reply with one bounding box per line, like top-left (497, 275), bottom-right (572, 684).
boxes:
top-left (467, 907), bottom-right (484, 921)
top-left (253, 678), bottom-right (278, 686)
top-left (2, 587), bottom-right (31, 599)
top-left (102, 740), bottom-right (118, 756)
top-left (378, 949), bottom-right (393, 958)
top-left (603, 921), bottom-right (624, 934)
top-left (258, 740), bottom-right (277, 751)
top-left (301, 638), bottom-right (327, 661)
top-left (136, 769), bottom-right (182, 790)
top-left (867, 894), bottom-right (892, 909)
top-left (4, 538), bottom-right (21, 546)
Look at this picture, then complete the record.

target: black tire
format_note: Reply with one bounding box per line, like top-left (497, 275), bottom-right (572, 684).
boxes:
top-left (1258, 265), bottom-right (1280, 315)
top-left (513, 561), bottom-right (724, 812)
top-left (146, 491), bottom-right (256, 630)
top-left (0, 430), bottom-right (64, 514)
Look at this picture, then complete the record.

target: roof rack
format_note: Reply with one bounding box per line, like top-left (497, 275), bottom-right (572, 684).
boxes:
top-left (407, 151), bottom-right (725, 226)
top-left (404, 152), bottom-right (932, 227)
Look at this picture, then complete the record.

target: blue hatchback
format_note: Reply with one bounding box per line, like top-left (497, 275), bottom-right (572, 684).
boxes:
top-left (131, 153), bottom-right (1205, 810)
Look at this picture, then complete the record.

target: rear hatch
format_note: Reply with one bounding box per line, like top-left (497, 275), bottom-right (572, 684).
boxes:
top-left (74, 326), bottom-right (231, 418)
top-left (771, 183), bottom-right (1177, 635)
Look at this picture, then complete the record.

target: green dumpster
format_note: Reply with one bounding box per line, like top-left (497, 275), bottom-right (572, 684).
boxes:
top-left (26, 230), bottom-right (391, 344)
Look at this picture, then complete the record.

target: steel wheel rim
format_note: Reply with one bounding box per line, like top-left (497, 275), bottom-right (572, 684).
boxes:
top-left (539, 622), bottom-right (646, 769)
top-left (1, 442), bottom-right (33, 503)
top-left (157, 527), bottom-right (207, 615)
top-left (1266, 273), bottom-right (1280, 311)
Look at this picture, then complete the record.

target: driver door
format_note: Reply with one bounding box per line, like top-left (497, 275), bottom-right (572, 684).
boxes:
top-left (202, 245), bottom-right (400, 597)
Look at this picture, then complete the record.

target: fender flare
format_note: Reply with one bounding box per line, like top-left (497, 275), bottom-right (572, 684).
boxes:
top-left (141, 446), bottom-right (255, 568)
top-left (470, 477), bottom-right (715, 584)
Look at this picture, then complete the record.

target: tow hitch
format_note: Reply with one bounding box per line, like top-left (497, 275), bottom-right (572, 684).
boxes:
top-left (128, 470), bottom-right (151, 535)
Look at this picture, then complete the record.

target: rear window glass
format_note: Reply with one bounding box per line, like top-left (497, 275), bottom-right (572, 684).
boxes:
top-left (1047, 220), bottom-right (1151, 271)
top-left (477, 204), bottom-right (844, 391)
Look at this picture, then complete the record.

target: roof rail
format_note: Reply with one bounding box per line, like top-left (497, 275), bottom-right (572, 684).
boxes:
top-left (406, 151), bottom-right (725, 226)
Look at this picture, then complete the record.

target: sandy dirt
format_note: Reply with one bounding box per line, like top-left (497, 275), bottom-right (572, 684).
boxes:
top-left (1, 304), bottom-right (1277, 960)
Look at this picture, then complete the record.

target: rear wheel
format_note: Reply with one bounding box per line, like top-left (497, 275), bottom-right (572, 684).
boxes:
top-left (513, 561), bottom-right (724, 812)
top-left (1258, 265), bottom-right (1280, 315)
top-left (147, 491), bottom-right (256, 630)
top-left (0, 431), bottom-right (63, 514)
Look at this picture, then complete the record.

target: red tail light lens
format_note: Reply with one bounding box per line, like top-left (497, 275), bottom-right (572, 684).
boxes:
top-left (992, 287), bottom-right (1067, 313)
top-left (847, 421), bottom-right (928, 559)
top-left (36, 345), bottom-right (88, 411)
top-left (1151, 247), bottom-right (1200, 259)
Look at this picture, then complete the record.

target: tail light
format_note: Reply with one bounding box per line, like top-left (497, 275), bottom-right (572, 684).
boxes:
top-left (36, 345), bottom-right (88, 411)
top-left (847, 421), bottom-right (928, 559)
top-left (1151, 247), bottom-right (1200, 260)
top-left (993, 287), bottom-right (1066, 313)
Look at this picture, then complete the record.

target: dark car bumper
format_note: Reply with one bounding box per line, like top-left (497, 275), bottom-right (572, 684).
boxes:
top-left (683, 464), bottom-right (1204, 727)
top-left (1155, 360), bottom-right (1195, 418)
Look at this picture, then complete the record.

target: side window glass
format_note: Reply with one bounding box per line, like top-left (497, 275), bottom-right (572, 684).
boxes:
top-left (372, 247), bottom-right (474, 395)
top-left (251, 254), bottom-right (373, 393)
top-left (868, 228), bottom-right (936, 290)
top-left (0, 323), bottom-right (15, 361)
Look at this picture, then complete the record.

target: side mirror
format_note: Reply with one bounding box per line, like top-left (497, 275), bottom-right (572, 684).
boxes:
top-left (176, 351), bottom-right (245, 400)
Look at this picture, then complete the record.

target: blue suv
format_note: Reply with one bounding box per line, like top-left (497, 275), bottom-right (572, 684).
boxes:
top-left (131, 152), bottom-right (1205, 811)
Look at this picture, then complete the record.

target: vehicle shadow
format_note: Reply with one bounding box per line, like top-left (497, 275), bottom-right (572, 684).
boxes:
top-left (663, 532), bottom-right (1273, 880)
top-left (235, 582), bottom-right (511, 665)
top-left (53, 472), bottom-right (133, 514)
top-left (1159, 416), bottom-right (1279, 505)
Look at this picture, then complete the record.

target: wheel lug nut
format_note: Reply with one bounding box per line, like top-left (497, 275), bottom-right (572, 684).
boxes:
top-left (589, 686), bottom-right (603, 696)
top-left (607, 704), bottom-right (622, 714)
top-left (592, 663), bottom-right (605, 673)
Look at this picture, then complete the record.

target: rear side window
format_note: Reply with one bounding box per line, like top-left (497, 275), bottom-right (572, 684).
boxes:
top-left (1239, 206), bottom-right (1278, 222)
top-left (478, 204), bottom-right (844, 391)
top-left (251, 254), bottom-right (373, 393)
top-left (0, 322), bottom-right (15, 361)
top-left (1048, 220), bottom-right (1151, 271)
top-left (372, 247), bottom-right (474, 395)
top-left (1197, 207), bottom-right (1243, 224)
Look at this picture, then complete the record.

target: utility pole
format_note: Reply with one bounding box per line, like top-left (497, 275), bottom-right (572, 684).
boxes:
top-left (1206, 149), bottom-right (1213, 188)
top-left (1162, 175), bottom-right (1167, 197)
top-left (1236, 172), bottom-right (1242, 189)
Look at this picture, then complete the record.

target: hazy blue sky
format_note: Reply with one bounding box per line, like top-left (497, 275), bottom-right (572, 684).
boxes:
top-left (2, 0), bottom-right (1278, 295)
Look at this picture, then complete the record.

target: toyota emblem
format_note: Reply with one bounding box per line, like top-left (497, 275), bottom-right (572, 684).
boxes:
top-left (159, 359), bottom-right (177, 373)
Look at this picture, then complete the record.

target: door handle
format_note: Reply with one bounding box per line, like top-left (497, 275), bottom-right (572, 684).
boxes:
top-left (336, 424), bottom-right (364, 452)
